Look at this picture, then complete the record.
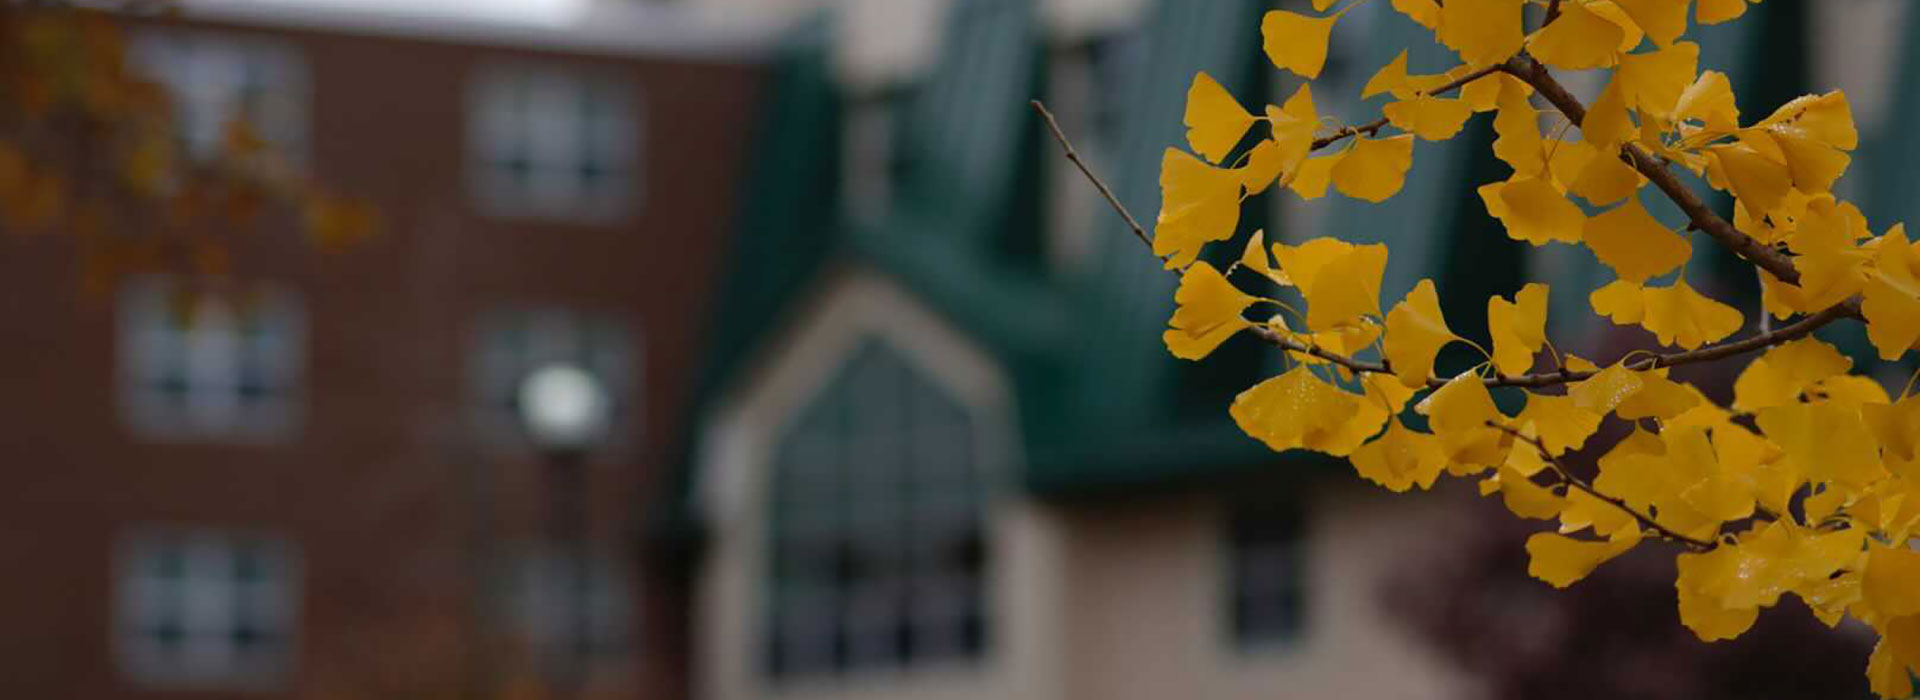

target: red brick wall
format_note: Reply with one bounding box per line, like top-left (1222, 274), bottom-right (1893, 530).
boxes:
top-left (0, 13), bottom-right (761, 699)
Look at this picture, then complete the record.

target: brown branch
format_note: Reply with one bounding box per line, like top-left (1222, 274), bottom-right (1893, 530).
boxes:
top-left (1311, 63), bottom-right (1504, 151)
top-left (1253, 300), bottom-right (1850, 390)
top-left (1035, 96), bottom-right (1855, 391)
top-left (1499, 56), bottom-right (1804, 287)
top-left (1491, 422), bottom-right (1716, 552)
top-left (1031, 100), bottom-right (1158, 260)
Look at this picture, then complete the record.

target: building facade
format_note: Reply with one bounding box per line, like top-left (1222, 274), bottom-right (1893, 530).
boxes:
top-left (0, 3), bottom-right (762, 697)
top-left (669, 1), bottom-right (1920, 700)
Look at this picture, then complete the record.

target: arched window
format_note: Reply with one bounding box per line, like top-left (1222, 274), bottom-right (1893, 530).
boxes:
top-left (764, 341), bottom-right (987, 678)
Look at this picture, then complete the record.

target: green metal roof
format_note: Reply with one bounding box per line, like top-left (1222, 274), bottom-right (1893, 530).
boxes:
top-left (657, 0), bottom-right (1830, 540)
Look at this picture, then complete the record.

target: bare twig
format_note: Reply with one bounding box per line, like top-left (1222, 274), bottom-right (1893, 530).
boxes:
top-left (1491, 422), bottom-right (1716, 552)
top-left (1031, 100), bottom-right (1158, 260)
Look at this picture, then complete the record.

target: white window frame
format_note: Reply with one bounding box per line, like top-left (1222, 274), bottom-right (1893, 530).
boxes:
top-left (467, 63), bottom-right (643, 222)
top-left (114, 529), bottom-right (302, 690)
top-left (129, 30), bottom-right (311, 168)
top-left (116, 276), bottom-right (306, 443)
top-left (505, 543), bottom-right (636, 679)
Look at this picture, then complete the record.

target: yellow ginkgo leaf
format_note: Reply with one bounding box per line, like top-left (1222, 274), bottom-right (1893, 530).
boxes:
top-left (1239, 230), bottom-right (1287, 285)
top-left (1526, 527), bottom-right (1642, 589)
top-left (1488, 283), bottom-right (1549, 376)
top-left (1384, 279), bottom-right (1458, 387)
top-left (1758, 91), bottom-right (1858, 151)
top-left (1421, 371), bottom-right (1512, 469)
top-left (1864, 543), bottom-right (1920, 619)
top-left (1461, 71), bottom-right (1532, 113)
top-left (1583, 195), bottom-right (1691, 283)
top-left (1384, 94), bottom-right (1474, 141)
top-left (1586, 1), bottom-right (1648, 52)
top-left (1154, 148), bottom-right (1243, 269)
top-left (1612, 0), bottom-right (1690, 47)
top-left (1766, 130), bottom-right (1851, 196)
top-left (1437, 0), bottom-right (1526, 68)
top-left (1363, 50), bottom-right (1449, 100)
top-left (1262, 10), bottom-right (1340, 79)
top-left (1289, 154), bottom-right (1342, 199)
top-left (1268, 83), bottom-right (1320, 182)
top-left (1696, 0), bottom-right (1756, 24)
top-left (1641, 279), bottom-right (1744, 349)
top-left (1675, 70), bottom-right (1741, 133)
top-left (1491, 82), bottom-right (1545, 176)
top-left (1869, 638), bottom-right (1915, 700)
top-left (1570, 362), bottom-right (1646, 415)
top-left (1491, 175), bottom-right (1585, 245)
top-left (1517, 392), bottom-right (1603, 455)
top-left (1582, 76), bottom-right (1637, 152)
top-left (1240, 139), bottom-right (1285, 195)
top-left (1273, 238), bottom-right (1356, 293)
top-left (1706, 142), bottom-right (1793, 220)
top-left (1865, 226), bottom-right (1920, 359)
top-left (1184, 71), bottom-right (1256, 164)
top-left (1559, 488), bottom-right (1637, 538)
top-left (1331, 135), bottom-right (1416, 203)
top-left (1528, 2), bottom-right (1625, 70)
top-left (1492, 464), bottom-right (1565, 520)
top-left (1231, 366), bottom-right (1381, 457)
top-left (1614, 370), bottom-right (1701, 420)
top-left (1757, 401), bottom-right (1888, 489)
top-left (1615, 41), bottom-right (1699, 118)
top-left (1731, 336), bottom-right (1851, 413)
top-left (1567, 150), bottom-right (1645, 206)
top-left (1163, 261), bottom-right (1256, 360)
top-left (1303, 242), bottom-right (1390, 330)
top-left (1391, 0), bottom-right (1441, 29)
top-left (1590, 278), bottom-right (1647, 324)
top-left (1351, 418), bottom-right (1448, 492)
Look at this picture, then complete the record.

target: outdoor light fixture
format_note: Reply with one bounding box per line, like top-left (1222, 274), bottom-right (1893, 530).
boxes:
top-left (515, 361), bottom-right (609, 694)
top-left (517, 362), bottom-right (611, 453)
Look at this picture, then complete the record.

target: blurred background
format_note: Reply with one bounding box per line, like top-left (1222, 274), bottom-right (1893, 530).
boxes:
top-left (0, 0), bottom-right (1912, 697)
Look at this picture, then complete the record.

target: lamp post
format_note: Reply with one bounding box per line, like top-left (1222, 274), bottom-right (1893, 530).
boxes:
top-left (516, 363), bottom-right (610, 696)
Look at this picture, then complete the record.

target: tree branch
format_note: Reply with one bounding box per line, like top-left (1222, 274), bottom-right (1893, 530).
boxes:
top-left (1034, 91), bottom-right (1858, 392)
top-left (1491, 422), bottom-right (1716, 552)
top-left (1311, 64), bottom-right (1504, 151)
top-left (1031, 100), bottom-right (1156, 259)
top-left (1499, 56), bottom-right (1807, 287)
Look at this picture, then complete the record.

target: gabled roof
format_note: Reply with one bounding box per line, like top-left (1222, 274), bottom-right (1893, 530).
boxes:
top-left (660, 0), bottom-right (1825, 543)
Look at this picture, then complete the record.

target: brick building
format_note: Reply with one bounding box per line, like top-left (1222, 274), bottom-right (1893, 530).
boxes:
top-left (0, 3), bottom-right (763, 697)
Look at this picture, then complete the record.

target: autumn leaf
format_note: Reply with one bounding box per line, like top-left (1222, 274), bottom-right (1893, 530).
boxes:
top-left (1331, 135), bottom-right (1416, 203)
top-left (1640, 279), bottom-right (1743, 349)
top-left (1262, 9), bottom-right (1340, 79)
top-left (1184, 72), bottom-right (1257, 164)
top-left (1163, 261), bottom-right (1256, 360)
top-left (1582, 195), bottom-right (1691, 283)
top-left (1487, 283), bottom-right (1548, 377)
top-left (1154, 148), bottom-right (1243, 268)
top-left (1383, 279), bottom-right (1459, 387)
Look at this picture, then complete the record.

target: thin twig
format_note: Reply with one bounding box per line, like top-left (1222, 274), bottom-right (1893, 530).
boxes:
top-left (1031, 100), bottom-right (1157, 260)
top-left (1490, 422), bottom-right (1715, 552)
top-left (1310, 63), bottom-right (1504, 151)
top-left (1034, 89), bottom-right (1857, 392)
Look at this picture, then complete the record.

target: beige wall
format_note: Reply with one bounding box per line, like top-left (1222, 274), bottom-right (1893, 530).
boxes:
top-left (693, 267), bottom-right (1482, 700)
top-left (1057, 485), bottom-right (1480, 700)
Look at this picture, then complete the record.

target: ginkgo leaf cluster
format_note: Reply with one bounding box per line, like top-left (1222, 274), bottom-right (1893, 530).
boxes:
top-left (1141, 0), bottom-right (1920, 694)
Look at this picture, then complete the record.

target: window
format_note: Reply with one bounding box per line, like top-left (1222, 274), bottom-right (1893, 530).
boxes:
top-left (117, 276), bottom-right (305, 442)
top-left (130, 32), bottom-right (309, 166)
top-left (507, 545), bottom-right (635, 679)
top-left (1227, 503), bottom-right (1308, 648)
top-left (469, 308), bottom-right (636, 448)
top-left (468, 65), bottom-right (641, 221)
top-left (115, 530), bottom-right (300, 689)
top-left (764, 341), bottom-right (987, 679)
